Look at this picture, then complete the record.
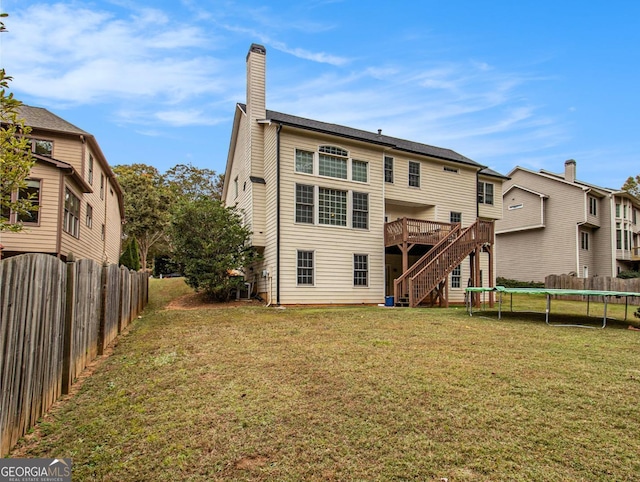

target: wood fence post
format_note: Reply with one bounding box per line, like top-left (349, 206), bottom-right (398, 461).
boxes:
top-left (61, 254), bottom-right (75, 395)
top-left (97, 262), bottom-right (108, 356)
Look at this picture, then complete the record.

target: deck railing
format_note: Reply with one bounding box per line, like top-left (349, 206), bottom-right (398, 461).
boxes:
top-left (403, 220), bottom-right (494, 307)
top-left (384, 218), bottom-right (457, 247)
top-left (394, 224), bottom-right (461, 302)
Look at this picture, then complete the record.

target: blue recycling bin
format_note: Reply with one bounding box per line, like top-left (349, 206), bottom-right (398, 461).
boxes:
top-left (384, 296), bottom-right (394, 307)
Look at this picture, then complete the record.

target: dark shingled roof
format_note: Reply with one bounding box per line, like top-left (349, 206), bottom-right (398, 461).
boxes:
top-left (17, 105), bottom-right (89, 135)
top-left (252, 106), bottom-right (486, 169)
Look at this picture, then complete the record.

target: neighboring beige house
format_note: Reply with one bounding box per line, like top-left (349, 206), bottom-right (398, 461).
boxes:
top-left (223, 44), bottom-right (507, 306)
top-left (496, 160), bottom-right (640, 282)
top-left (1, 105), bottom-right (124, 264)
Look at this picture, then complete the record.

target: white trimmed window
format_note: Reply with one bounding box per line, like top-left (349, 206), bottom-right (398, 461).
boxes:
top-left (352, 160), bottom-right (368, 183)
top-left (353, 254), bottom-right (368, 287)
top-left (384, 156), bottom-right (394, 183)
top-left (297, 250), bottom-right (314, 285)
top-left (409, 161), bottom-right (420, 187)
top-left (352, 192), bottom-right (368, 229)
top-left (319, 188), bottom-right (347, 226)
top-left (589, 196), bottom-right (597, 216)
top-left (451, 265), bottom-right (461, 288)
top-left (295, 149), bottom-right (314, 174)
top-left (318, 145), bottom-right (348, 179)
top-left (478, 181), bottom-right (494, 205)
top-left (295, 184), bottom-right (314, 224)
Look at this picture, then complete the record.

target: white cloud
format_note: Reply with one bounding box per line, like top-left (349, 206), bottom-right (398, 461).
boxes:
top-left (3, 3), bottom-right (222, 105)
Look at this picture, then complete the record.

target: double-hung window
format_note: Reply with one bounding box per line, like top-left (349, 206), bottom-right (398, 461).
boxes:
top-left (384, 156), bottom-right (394, 183)
top-left (589, 196), bottom-right (597, 216)
top-left (451, 265), bottom-right (461, 288)
top-left (409, 161), bottom-right (420, 187)
top-left (352, 192), bottom-right (369, 229)
top-left (353, 254), bottom-right (368, 287)
top-left (450, 212), bottom-right (462, 224)
top-left (478, 182), bottom-right (494, 205)
top-left (297, 251), bottom-right (314, 285)
top-left (295, 184), bottom-right (314, 224)
top-left (318, 188), bottom-right (347, 226)
top-left (64, 188), bottom-right (80, 237)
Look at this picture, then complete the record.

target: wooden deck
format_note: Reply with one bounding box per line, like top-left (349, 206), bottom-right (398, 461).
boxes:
top-left (384, 218), bottom-right (457, 247)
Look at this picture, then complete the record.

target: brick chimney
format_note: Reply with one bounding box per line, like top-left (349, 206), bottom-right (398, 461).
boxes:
top-left (564, 159), bottom-right (576, 183)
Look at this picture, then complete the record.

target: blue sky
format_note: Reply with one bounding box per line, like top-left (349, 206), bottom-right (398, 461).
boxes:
top-left (2, 0), bottom-right (639, 189)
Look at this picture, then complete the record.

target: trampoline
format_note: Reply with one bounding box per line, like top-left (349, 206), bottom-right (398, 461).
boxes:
top-left (465, 286), bottom-right (640, 328)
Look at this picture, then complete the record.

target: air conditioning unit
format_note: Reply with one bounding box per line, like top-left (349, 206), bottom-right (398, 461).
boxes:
top-left (237, 282), bottom-right (251, 300)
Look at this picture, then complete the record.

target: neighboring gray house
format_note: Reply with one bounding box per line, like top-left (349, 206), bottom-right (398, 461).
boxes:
top-left (496, 160), bottom-right (640, 282)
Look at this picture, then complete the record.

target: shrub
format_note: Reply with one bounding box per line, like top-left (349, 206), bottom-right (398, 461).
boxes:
top-left (617, 270), bottom-right (640, 279)
top-left (169, 198), bottom-right (259, 301)
top-left (496, 277), bottom-right (545, 288)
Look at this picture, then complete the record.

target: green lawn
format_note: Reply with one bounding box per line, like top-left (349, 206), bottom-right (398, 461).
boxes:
top-left (12, 279), bottom-right (640, 481)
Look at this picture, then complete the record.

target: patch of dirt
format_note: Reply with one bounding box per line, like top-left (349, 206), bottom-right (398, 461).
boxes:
top-left (235, 455), bottom-right (269, 470)
top-left (167, 292), bottom-right (264, 310)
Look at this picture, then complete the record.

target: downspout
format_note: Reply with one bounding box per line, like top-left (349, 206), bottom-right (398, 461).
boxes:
top-left (476, 170), bottom-right (480, 219)
top-left (276, 123), bottom-right (282, 305)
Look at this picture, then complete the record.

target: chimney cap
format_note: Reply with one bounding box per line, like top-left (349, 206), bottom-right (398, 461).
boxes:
top-left (565, 159), bottom-right (576, 165)
top-left (249, 43), bottom-right (266, 56)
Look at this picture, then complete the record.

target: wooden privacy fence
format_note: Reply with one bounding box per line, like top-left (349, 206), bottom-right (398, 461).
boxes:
top-left (0, 253), bottom-right (148, 456)
top-left (545, 274), bottom-right (640, 305)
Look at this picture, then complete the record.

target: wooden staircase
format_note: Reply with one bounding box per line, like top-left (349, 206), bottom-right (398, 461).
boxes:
top-left (393, 219), bottom-right (493, 307)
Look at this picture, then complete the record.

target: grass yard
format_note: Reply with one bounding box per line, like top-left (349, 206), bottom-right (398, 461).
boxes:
top-left (11, 278), bottom-right (640, 481)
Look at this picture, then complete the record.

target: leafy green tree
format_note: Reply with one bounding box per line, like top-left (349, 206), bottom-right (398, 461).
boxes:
top-left (119, 236), bottom-right (141, 271)
top-left (113, 163), bottom-right (172, 270)
top-left (622, 175), bottom-right (640, 200)
top-left (0, 14), bottom-right (36, 235)
top-left (169, 198), bottom-right (258, 301)
top-left (165, 163), bottom-right (223, 201)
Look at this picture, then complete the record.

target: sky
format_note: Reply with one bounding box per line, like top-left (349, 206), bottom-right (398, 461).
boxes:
top-left (1, 0), bottom-right (639, 189)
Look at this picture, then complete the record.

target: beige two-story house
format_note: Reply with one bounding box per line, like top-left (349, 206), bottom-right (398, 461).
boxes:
top-left (1, 106), bottom-right (124, 263)
top-left (496, 160), bottom-right (640, 282)
top-left (223, 44), bottom-right (507, 306)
